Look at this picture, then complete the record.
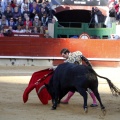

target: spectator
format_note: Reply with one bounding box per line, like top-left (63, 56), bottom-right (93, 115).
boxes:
top-left (41, 13), bottom-right (48, 27)
top-left (29, 1), bottom-right (40, 14)
top-left (6, 0), bottom-right (11, 7)
top-left (15, 0), bottom-right (23, 13)
top-left (17, 16), bottom-right (24, 26)
top-left (8, 17), bottom-right (18, 30)
top-left (21, 4), bottom-right (27, 13)
top-left (21, 0), bottom-right (29, 14)
top-left (39, 7), bottom-right (47, 20)
top-left (24, 25), bottom-right (31, 33)
top-left (30, 8), bottom-right (37, 21)
top-left (24, 16), bottom-right (32, 27)
top-left (3, 26), bottom-right (13, 37)
top-left (44, 0), bottom-right (52, 16)
top-left (13, 25), bottom-right (25, 33)
top-left (31, 26), bottom-right (39, 33)
top-left (47, 13), bottom-right (53, 24)
top-left (114, 1), bottom-right (119, 20)
top-left (89, 7), bottom-right (95, 28)
top-left (32, 15), bottom-right (41, 27)
top-left (114, 1), bottom-right (119, 18)
top-left (0, 15), bottom-right (8, 29)
top-left (0, 29), bottom-right (4, 37)
top-left (21, 2), bottom-right (29, 14)
top-left (37, 0), bottom-right (43, 8)
top-left (16, 0), bottom-right (23, 6)
top-left (116, 2), bottom-right (120, 24)
top-left (0, 7), bottom-right (2, 19)
top-left (4, 6), bottom-right (13, 21)
top-left (23, 13), bottom-right (28, 21)
top-left (13, 6), bottom-right (21, 21)
top-left (94, 7), bottom-right (103, 28)
top-left (22, 5), bottom-right (30, 18)
top-left (10, 0), bottom-right (16, 12)
top-left (0, 0), bottom-right (7, 13)
top-left (33, 13), bottom-right (45, 34)
top-left (40, 13), bottom-right (48, 33)
top-left (109, 6), bottom-right (116, 27)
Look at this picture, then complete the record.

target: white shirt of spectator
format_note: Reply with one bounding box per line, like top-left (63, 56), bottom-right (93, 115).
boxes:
top-left (16, 0), bottom-right (23, 5)
top-left (13, 29), bottom-right (25, 33)
top-left (21, 2), bottom-right (29, 13)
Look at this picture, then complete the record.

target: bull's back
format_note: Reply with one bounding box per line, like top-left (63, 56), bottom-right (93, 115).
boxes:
top-left (53, 63), bottom-right (92, 84)
top-left (55, 63), bottom-right (91, 76)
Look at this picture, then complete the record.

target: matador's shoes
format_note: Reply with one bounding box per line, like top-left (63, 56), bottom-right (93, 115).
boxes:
top-left (90, 104), bottom-right (98, 107)
top-left (60, 101), bottom-right (68, 104)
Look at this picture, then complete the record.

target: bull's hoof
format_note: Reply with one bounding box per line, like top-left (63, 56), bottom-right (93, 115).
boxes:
top-left (84, 106), bottom-right (88, 113)
top-left (101, 108), bottom-right (106, 116)
top-left (84, 108), bottom-right (88, 113)
top-left (51, 106), bottom-right (56, 110)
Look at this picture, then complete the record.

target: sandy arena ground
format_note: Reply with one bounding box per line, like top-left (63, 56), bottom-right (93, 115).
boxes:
top-left (0, 66), bottom-right (120, 120)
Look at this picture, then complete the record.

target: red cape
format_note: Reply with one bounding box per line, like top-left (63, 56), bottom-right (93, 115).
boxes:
top-left (23, 68), bottom-right (53, 104)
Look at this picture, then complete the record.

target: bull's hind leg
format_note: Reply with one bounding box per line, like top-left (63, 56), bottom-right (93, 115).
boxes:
top-left (77, 88), bottom-right (88, 113)
top-left (91, 88), bottom-right (106, 115)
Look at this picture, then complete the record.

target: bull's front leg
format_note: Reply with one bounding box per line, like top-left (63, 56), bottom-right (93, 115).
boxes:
top-left (51, 97), bottom-right (58, 110)
top-left (78, 88), bottom-right (88, 113)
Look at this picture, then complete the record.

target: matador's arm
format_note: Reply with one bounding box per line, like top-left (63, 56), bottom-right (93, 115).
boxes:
top-left (80, 55), bottom-right (92, 67)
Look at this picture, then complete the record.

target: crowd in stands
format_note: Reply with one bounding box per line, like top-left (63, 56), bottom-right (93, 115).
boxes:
top-left (0, 0), bottom-right (57, 37)
top-left (104, 1), bottom-right (120, 39)
top-left (0, 0), bottom-right (120, 39)
top-left (105, 1), bottom-right (120, 28)
top-left (113, 1), bottom-right (120, 23)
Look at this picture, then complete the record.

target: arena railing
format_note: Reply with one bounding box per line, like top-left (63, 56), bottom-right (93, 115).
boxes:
top-left (0, 56), bottom-right (120, 62)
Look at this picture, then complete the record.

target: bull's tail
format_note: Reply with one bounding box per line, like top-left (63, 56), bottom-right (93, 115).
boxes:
top-left (89, 67), bottom-right (120, 96)
top-left (96, 74), bottom-right (120, 96)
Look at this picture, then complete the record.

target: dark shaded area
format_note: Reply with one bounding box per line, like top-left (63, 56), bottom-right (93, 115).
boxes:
top-left (54, 9), bottom-right (106, 38)
top-left (55, 10), bottom-right (91, 27)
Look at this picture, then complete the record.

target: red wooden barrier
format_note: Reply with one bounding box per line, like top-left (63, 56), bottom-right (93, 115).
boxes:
top-left (0, 37), bottom-right (120, 67)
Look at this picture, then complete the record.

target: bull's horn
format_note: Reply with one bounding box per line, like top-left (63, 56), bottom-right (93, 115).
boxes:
top-left (38, 85), bottom-right (46, 94)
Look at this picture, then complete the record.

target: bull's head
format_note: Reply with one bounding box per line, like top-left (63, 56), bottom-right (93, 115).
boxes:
top-left (38, 84), bottom-right (58, 110)
top-left (38, 84), bottom-right (55, 100)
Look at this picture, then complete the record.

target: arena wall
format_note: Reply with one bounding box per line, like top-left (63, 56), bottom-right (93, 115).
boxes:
top-left (0, 37), bottom-right (120, 67)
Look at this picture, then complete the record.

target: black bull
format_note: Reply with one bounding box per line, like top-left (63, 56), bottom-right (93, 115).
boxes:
top-left (38, 63), bottom-right (120, 112)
